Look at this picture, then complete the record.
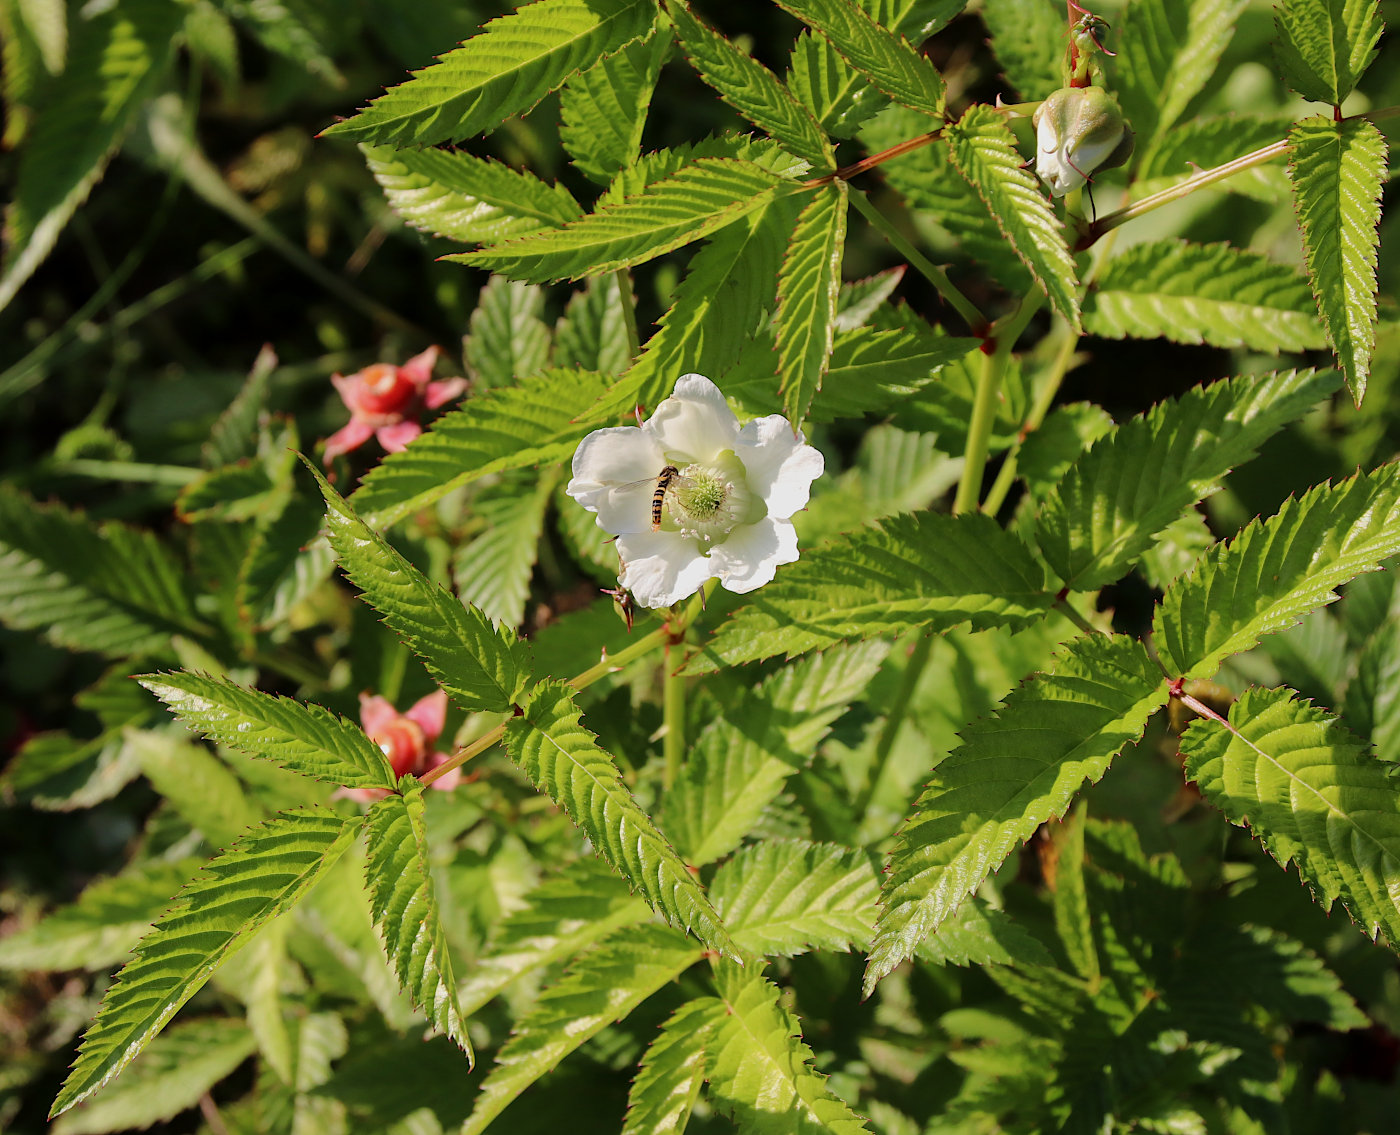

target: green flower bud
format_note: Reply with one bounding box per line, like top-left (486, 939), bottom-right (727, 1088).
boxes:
top-left (1031, 86), bottom-right (1135, 197)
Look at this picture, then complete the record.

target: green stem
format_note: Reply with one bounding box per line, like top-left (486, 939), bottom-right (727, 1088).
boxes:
top-left (852, 634), bottom-right (933, 818)
top-left (615, 268), bottom-right (641, 363)
top-left (1055, 596), bottom-right (1101, 637)
top-left (663, 641), bottom-right (686, 791)
top-left (848, 187), bottom-right (988, 333)
top-left (424, 588), bottom-right (712, 788)
top-left (1085, 140), bottom-right (1290, 245)
top-left (981, 319), bottom-right (1081, 515)
top-left (953, 289), bottom-right (1045, 515)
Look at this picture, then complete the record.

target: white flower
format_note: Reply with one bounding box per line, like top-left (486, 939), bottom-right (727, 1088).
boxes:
top-left (566, 374), bottom-right (825, 609)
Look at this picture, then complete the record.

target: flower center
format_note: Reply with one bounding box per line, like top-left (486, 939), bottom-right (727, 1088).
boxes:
top-left (357, 364), bottom-right (417, 415)
top-left (663, 451), bottom-right (761, 544)
top-left (371, 718), bottom-right (427, 777)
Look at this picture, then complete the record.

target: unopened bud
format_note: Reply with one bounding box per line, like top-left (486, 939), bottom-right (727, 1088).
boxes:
top-left (1031, 86), bottom-right (1134, 197)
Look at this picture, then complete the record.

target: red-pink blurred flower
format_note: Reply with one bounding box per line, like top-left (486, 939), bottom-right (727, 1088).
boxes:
top-left (338, 688), bottom-right (460, 803)
top-left (323, 346), bottom-right (467, 461)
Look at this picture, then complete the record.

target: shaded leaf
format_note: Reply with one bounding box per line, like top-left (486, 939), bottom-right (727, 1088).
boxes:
top-left (1274, 0), bottom-right (1384, 106)
top-left (312, 463), bottom-right (531, 712)
top-left (560, 29), bottom-right (669, 182)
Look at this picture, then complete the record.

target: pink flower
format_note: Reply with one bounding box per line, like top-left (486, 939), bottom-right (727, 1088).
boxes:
top-left (322, 346), bottom-right (467, 461)
top-left (338, 689), bottom-right (460, 803)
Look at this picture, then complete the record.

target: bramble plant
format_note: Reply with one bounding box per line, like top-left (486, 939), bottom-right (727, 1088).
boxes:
top-left (1, 0), bottom-right (1399, 1132)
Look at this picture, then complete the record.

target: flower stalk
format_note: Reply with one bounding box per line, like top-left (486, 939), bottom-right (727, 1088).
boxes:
top-left (954, 288), bottom-right (1045, 515)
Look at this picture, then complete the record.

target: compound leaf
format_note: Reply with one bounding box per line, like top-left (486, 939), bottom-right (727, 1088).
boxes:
top-left (1154, 463), bottom-right (1400, 679)
top-left (692, 512), bottom-right (1052, 668)
top-left (505, 680), bottom-right (738, 957)
top-left (867, 635), bottom-right (1167, 993)
top-left (1036, 368), bottom-right (1343, 593)
top-left (50, 809), bottom-right (357, 1117)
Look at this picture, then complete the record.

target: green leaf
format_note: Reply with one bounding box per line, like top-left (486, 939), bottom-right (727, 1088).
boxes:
top-left (1288, 115), bottom-right (1386, 404)
top-left (714, 841), bottom-right (880, 958)
top-left (945, 104), bottom-right (1079, 329)
top-left (1047, 804), bottom-right (1099, 983)
top-left (452, 472), bottom-right (556, 629)
top-left (457, 857), bottom-right (649, 1017)
top-left (859, 105), bottom-right (1032, 295)
top-left (590, 192), bottom-right (804, 420)
top-left (235, 495), bottom-right (338, 633)
top-left (0, 487), bottom-right (205, 659)
top-left (322, 0), bottom-right (655, 146)
top-left (456, 158), bottom-right (794, 283)
top-left (50, 809), bottom-right (357, 1118)
top-left (786, 0), bottom-right (963, 138)
top-left (1346, 619), bottom-right (1400, 755)
top-left (867, 634), bottom-right (1167, 993)
top-left (1114, 0), bottom-right (1246, 149)
top-left (913, 899), bottom-right (1055, 967)
top-left (622, 999), bottom-right (717, 1135)
top-left (1036, 368), bottom-right (1343, 593)
top-left (460, 924), bottom-right (703, 1135)
top-left (219, 0), bottom-right (341, 87)
top-left (1273, 0), bottom-right (1384, 105)
top-left (1154, 463), bottom-right (1400, 679)
top-left (665, 642), bottom-right (888, 864)
top-left (1083, 240), bottom-right (1327, 353)
top-left (137, 671), bottom-right (397, 791)
top-left (559, 29), bottom-right (669, 182)
top-left (775, 0), bottom-right (944, 119)
top-left (50, 1017), bottom-right (257, 1135)
top-left (350, 368), bottom-right (611, 528)
top-left (505, 680), bottom-right (738, 957)
top-left (1133, 113), bottom-right (1295, 203)
top-left (692, 512), bottom-right (1052, 669)
top-left (801, 323), bottom-right (978, 422)
top-left (362, 143), bottom-right (582, 245)
top-left (1186, 918), bottom-right (1368, 1030)
top-left (127, 731), bottom-right (265, 848)
top-left (1182, 686), bottom-right (1400, 948)
top-left (311, 463), bottom-right (531, 713)
top-left (706, 965), bottom-right (873, 1135)
top-left (0, 0), bottom-right (183, 312)
top-left (463, 275), bottom-right (552, 390)
top-left (0, 858), bottom-right (197, 972)
top-left (364, 782), bottom-right (471, 1056)
top-left (775, 182), bottom-right (847, 424)
top-left (554, 274), bottom-right (633, 374)
top-left (981, 0), bottom-right (1064, 101)
top-left (668, 1), bottom-right (833, 168)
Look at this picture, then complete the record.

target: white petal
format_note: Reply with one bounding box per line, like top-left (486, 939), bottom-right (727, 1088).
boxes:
top-left (735, 416), bottom-right (825, 519)
top-left (567, 426), bottom-right (666, 534)
top-left (709, 516), bottom-right (798, 594)
top-left (617, 531), bottom-right (714, 608)
top-left (645, 373), bottom-right (740, 462)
